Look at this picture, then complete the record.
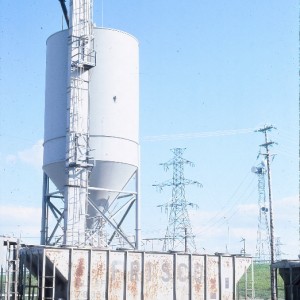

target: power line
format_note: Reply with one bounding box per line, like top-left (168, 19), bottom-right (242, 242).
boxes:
top-left (143, 127), bottom-right (255, 142)
top-left (196, 170), bottom-right (256, 235)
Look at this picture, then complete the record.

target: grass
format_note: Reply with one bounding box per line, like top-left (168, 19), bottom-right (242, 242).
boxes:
top-left (237, 262), bottom-right (285, 299)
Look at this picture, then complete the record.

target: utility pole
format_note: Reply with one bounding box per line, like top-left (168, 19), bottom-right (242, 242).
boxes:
top-left (255, 125), bottom-right (277, 300)
top-left (153, 148), bottom-right (202, 253)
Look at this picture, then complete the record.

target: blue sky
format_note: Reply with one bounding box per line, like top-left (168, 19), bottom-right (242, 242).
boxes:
top-left (0, 1), bottom-right (298, 258)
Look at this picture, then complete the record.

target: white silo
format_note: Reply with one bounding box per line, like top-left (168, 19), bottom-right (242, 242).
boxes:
top-left (42, 28), bottom-right (140, 248)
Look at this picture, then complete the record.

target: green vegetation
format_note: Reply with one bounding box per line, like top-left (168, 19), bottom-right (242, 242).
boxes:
top-left (237, 262), bottom-right (285, 300)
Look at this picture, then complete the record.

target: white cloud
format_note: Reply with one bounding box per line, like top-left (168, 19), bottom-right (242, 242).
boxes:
top-left (0, 205), bottom-right (41, 244)
top-left (0, 205), bottom-right (40, 222)
top-left (188, 194), bottom-right (299, 258)
top-left (237, 203), bottom-right (257, 215)
top-left (274, 195), bottom-right (298, 211)
top-left (5, 154), bottom-right (17, 164)
top-left (273, 195), bottom-right (299, 258)
top-left (5, 140), bottom-right (43, 169)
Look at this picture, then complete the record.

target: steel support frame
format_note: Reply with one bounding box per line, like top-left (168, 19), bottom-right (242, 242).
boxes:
top-left (40, 173), bottom-right (64, 246)
top-left (41, 169), bottom-right (141, 249)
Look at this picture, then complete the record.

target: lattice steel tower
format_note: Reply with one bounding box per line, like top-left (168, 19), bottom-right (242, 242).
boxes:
top-left (255, 124), bottom-right (277, 300)
top-left (154, 148), bottom-right (202, 253)
top-left (252, 161), bottom-right (270, 262)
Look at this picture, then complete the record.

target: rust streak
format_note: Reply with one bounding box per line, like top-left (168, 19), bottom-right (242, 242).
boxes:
top-left (75, 258), bottom-right (85, 290)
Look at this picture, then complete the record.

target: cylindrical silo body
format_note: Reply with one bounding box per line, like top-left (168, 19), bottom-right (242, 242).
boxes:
top-left (43, 28), bottom-right (139, 227)
top-left (43, 30), bottom-right (69, 191)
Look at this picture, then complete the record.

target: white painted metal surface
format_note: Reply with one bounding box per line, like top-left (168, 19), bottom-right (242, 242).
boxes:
top-left (44, 30), bottom-right (69, 191)
top-left (18, 247), bottom-right (252, 300)
top-left (43, 28), bottom-right (139, 242)
top-left (88, 28), bottom-right (139, 214)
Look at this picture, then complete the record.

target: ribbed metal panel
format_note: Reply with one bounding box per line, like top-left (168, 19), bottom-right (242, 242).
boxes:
top-left (18, 247), bottom-right (252, 300)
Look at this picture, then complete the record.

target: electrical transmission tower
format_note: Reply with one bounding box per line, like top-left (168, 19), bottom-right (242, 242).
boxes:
top-left (275, 237), bottom-right (284, 261)
top-left (252, 161), bottom-right (270, 262)
top-left (153, 148), bottom-right (202, 253)
top-left (255, 124), bottom-right (277, 300)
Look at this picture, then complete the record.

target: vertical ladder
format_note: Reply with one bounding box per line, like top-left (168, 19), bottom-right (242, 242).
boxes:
top-left (41, 252), bottom-right (56, 300)
top-left (64, 0), bottom-right (95, 246)
top-left (245, 262), bottom-right (255, 300)
top-left (3, 239), bottom-right (19, 300)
